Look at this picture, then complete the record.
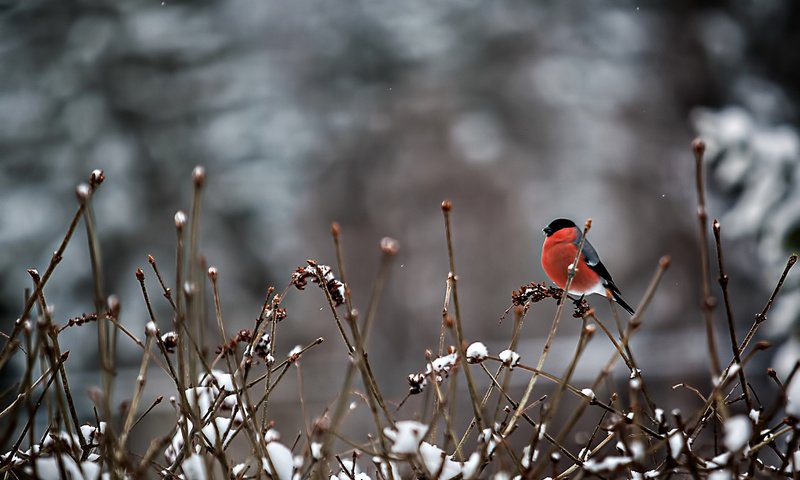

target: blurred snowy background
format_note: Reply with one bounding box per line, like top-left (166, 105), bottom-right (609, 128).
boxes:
top-left (1, 0), bottom-right (799, 454)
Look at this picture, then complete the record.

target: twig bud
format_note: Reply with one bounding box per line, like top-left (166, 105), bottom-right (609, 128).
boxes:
top-left (108, 295), bottom-right (120, 317)
top-left (583, 218), bottom-right (592, 232)
top-left (76, 183), bottom-right (90, 203)
top-left (691, 138), bottom-right (706, 159)
top-left (135, 268), bottom-right (145, 282)
top-left (583, 324), bottom-right (596, 338)
top-left (755, 340), bottom-right (771, 350)
top-left (380, 237), bottom-right (400, 255)
top-left (208, 266), bottom-right (218, 281)
top-left (89, 169), bottom-right (105, 188)
top-left (331, 222), bottom-right (340, 237)
top-left (174, 211), bottom-right (187, 230)
top-left (27, 269), bottom-right (41, 283)
top-left (192, 166), bottom-right (206, 187)
top-left (441, 199), bottom-right (452, 212)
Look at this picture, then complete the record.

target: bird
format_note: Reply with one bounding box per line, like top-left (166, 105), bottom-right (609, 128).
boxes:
top-left (541, 218), bottom-right (635, 315)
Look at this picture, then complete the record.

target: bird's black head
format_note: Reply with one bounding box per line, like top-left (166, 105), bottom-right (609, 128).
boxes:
top-left (543, 218), bottom-right (576, 237)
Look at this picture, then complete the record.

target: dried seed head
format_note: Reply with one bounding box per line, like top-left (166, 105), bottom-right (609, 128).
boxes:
top-left (147, 254), bottom-right (155, 264)
top-left (380, 237), bottom-right (399, 255)
top-left (208, 266), bottom-right (218, 280)
top-left (441, 199), bottom-right (452, 212)
top-left (192, 166), bottom-right (206, 187)
top-left (161, 332), bottom-right (178, 353)
top-left (174, 211), bottom-right (187, 230)
top-left (407, 373), bottom-right (427, 395)
top-left (135, 268), bottom-right (145, 281)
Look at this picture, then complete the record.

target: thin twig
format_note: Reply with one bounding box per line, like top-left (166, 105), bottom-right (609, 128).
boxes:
top-left (713, 219), bottom-right (752, 412)
top-left (441, 199), bottom-right (485, 433)
top-left (692, 138), bottom-right (722, 378)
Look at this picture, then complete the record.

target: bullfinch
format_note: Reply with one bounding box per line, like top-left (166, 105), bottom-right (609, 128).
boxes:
top-left (541, 218), bottom-right (635, 315)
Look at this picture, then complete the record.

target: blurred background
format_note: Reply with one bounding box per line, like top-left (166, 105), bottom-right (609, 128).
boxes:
top-left (2, 0), bottom-right (799, 460)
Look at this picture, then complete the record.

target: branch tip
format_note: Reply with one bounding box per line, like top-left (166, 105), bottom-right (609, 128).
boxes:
top-left (192, 165), bottom-right (206, 187)
top-left (691, 138), bottom-right (706, 159)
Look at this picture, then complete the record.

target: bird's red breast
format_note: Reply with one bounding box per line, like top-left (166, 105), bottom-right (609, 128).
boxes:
top-left (541, 228), bottom-right (603, 294)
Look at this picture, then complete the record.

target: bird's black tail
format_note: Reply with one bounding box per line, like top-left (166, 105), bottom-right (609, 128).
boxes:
top-left (605, 282), bottom-right (635, 315)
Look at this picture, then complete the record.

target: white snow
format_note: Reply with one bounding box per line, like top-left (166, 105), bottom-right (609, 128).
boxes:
top-left (201, 417), bottom-right (237, 448)
top-left (384, 421), bottom-right (428, 455)
top-left (784, 450), bottom-right (800, 473)
top-left (706, 452), bottom-right (731, 468)
top-left (655, 408), bottom-right (665, 424)
top-left (466, 342), bottom-right (488, 363)
top-left (498, 349), bottom-right (520, 368)
top-left (182, 455), bottom-right (208, 480)
top-left (262, 441), bottom-right (294, 480)
top-left (580, 388), bottom-right (596, 400)
top-left (723, 415), bottom-right (751, 452)
top-left (26, 455), bottom-right (101, 480)
top-left (232, 464), bottom-right (248, 476)
top-left (331, 460), bottom-right (362, 480)
top-left (76, 183), bottom-right (91, 199)
top-left (174, 210), bottom-right (187, 227)
top-left (184, 387), bottom-right (216, 417)
top-left (418, 442), bottom-right (480, 480)
top-left (749, 409), bottom-right (760, 423)
top-left (708, 469), bottom-right (732, 480)
top-left (288, 345), bottom-right (302, 358)
top-left (668, 431), bottom-right (684, 459)
top-left (146, 321), bottom-right (158, 335)
top-left (629, 441), bottom-right (644, 461)
top-left (583, 455), bottom-right (632, 473)
top-left (80, 423), bottom-right (106, 445)
top-left (264, 428), bottom-right (281, 443)
top-left (372, 456), bottom-right (400, 480)
top-left (198, 370), bottom-right (235, 392)
top-left (578, 447), bottom-right (591, 461)
top-left (311, 442), bottom-right (322, 460)
top-left (427, 352), bottom-right (458, 380)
